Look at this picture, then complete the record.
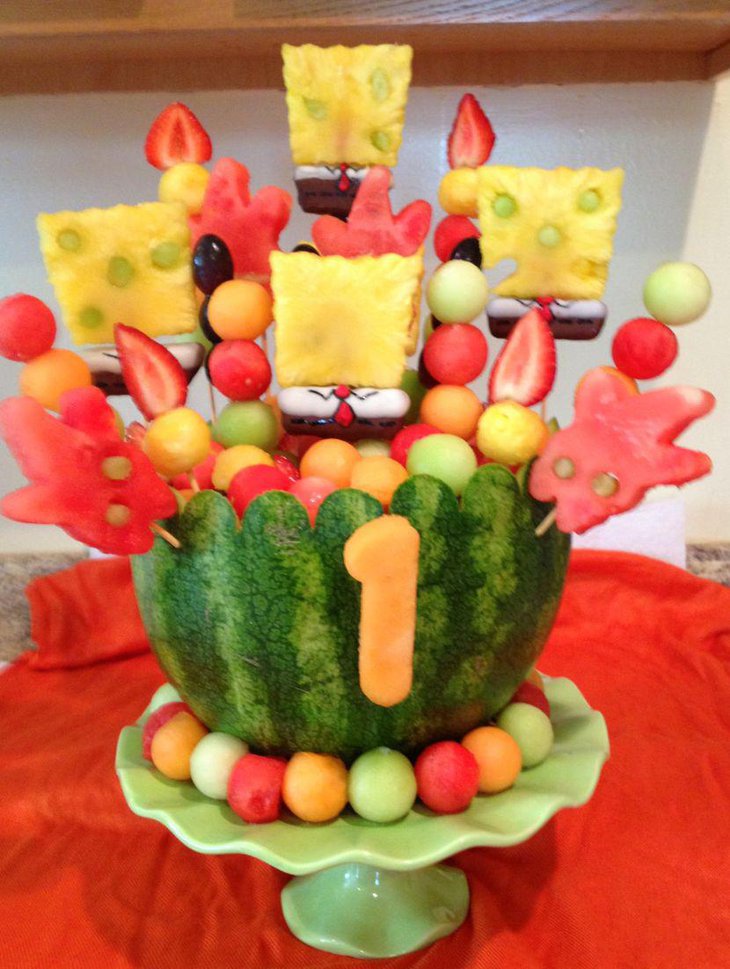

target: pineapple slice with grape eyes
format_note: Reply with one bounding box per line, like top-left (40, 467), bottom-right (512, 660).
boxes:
top-left (282, 44), bottom-right (413, 167)
top-left (476, 166), bottom-right (624, 300)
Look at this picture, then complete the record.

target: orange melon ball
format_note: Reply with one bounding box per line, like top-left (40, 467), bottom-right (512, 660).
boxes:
top-left (350, 455), bottom-right (408, 509)
top-left (150, 711), bottom-right (209, 781)
top-left (19, 348), bottom-right (92, 412)
top-left (282, 751), bottom-right (349, 823)
top-left (300, 439), bottom-right (361, 488)
top-left (207, 279), bottom-right (273, 341)
top-left (420, 384), bottom-right (483, 439)
top-left (212, 444), bottom-right (274, 492)
top-left (461, 726), bottom-right (522, 794)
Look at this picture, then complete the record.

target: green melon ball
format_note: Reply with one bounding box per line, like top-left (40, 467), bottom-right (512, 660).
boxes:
top-left (213, 401), bottom-right (279, 450)
top-left (356, 438), bottom-right (392, 458)
top-left (399, 367), bottom-right (428, 424)
top-left (348, 747), bottom-right (417, 822)
top-left (426, 260), bottom-right (489, 324)
top-left (407, 434), bottom-right (477, 496)
top-left (148, 683), bottom-right (182, 712)
top-left (643, 262), bottom-right (711, 326)
top-left (190, 732), bottom-right (249, 800)
top-left (496, 702), bottom-right (554, 769)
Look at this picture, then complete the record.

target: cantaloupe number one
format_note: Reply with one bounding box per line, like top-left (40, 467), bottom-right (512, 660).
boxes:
top-left (343, 515), bottom-right (420, 707)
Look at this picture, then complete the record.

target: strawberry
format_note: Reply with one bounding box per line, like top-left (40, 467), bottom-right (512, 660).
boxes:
top-left (488, 308), bottom-right (556, 407)
top-left (145, 102), bottom-right (212, 171)
top-left (447, 94), bottom-right (496, 169)
top-left (114, 325), bottom-right (187, 420)
top-left (433, 215), bottom-right (480, 262)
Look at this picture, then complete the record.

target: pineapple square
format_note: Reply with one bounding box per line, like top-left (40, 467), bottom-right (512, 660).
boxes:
top-left (476, 166), bottom-right (624, 300)
top-left (282, 44), bottom-right (412, 167)
top-left (272, 250), bottom-right (422, 388)
top-left (37, 201), bottom-right (197, 345)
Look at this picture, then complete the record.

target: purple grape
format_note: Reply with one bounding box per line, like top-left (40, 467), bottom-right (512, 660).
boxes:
top-left (193, 234), bottom-right (234, 295)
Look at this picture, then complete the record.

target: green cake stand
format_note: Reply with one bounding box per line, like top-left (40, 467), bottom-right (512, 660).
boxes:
top-left (116, 677), bottom-right (609, 959)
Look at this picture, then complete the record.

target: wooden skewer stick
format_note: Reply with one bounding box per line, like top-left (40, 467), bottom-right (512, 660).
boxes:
top-left (535, 507), bottom-right (557, 537)
top-left (208, 382), bottom-right (218, 423)
top-left (152, 522), bottom-right (182, 549)
top-left (190, 477), bottom-right (201, 493)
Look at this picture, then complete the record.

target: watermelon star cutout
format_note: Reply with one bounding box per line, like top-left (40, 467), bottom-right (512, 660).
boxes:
top-left (0, 387), bottom-right (178, 554)
top-left (529, 367), bottom-right (715, 534)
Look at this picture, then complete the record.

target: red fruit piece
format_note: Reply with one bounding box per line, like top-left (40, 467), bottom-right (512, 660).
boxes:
top-left (489, 308), bottom-right (556, 406)
top-left (190, 158), bottom-right (292, 282)
top-left (510, 682), bottom-right (551, 718)
top-left (312, 167), bottom-right (432, 258)
top-left (207, 340), bottom-right (272, 401)
top-left (423, 323), bottom-right (488, 385)
top-left (612, 317), bottom-right (679, 380)
top-left (529, 368), bottom-right (715, 534)
top-left (433, 216), bottom-right (480, 263)
top-left (145, 102), bottom-right (212, 170)
top-left (414, 741), bottom-right (480, 814)
top-left (227, 753), bottom-right (287, 823)
top-left (390, 423), bottom-right (440, 467)
top-left (142, 701), bottom-right (192, 760)
top-left (0, 294), bottom-right (56, 362)
top-left (170, 441), bottom-right (224, 491)
top-left (273, 453), bottom-right (301, 485)
top-left (289, 476), bottom-right (337, 525)
top-left (114, 324), bottom-right (187, 420)
top-left (228, 465), bottom-right (290, 516)
top-left (447, 94), bottom-right (496, 169)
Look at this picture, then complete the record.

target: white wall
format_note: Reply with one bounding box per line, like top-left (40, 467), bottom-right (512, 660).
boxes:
top-left (0, 78), bottom-right (727, 551)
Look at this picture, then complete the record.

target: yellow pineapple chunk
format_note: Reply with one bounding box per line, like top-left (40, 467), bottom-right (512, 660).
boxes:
top-left (476, 166), bottom-right (624, 300)
top-left (282, 44), bottom-right (412, 167)
top-left (37, 202), bottom-right (197, 345)
top-left (272, 250), bottom-right (422, 388)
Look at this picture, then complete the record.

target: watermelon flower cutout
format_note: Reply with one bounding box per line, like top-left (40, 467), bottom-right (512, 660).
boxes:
top-left (190, 158), bottom-right (292, 282)
top-left (312, 166), bottom-right (432, 257)
top-left (529, 368), bottom-right (715, 534)
top-left (0, 387), bottom-right (177, 554)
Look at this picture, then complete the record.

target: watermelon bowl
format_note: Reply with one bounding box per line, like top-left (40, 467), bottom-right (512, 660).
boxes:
top-left (116, 676), bottom-right (609, 958)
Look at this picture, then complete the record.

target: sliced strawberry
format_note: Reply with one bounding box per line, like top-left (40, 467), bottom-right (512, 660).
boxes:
top-left (312, 167), bottom-right (432, 257)
top-left (447, 94), bottom-right (496, 169)
top-left (114, 325), bottom-right (187, 420)
top-left (489, 308), bottom-right (556, 406)
top-left (433, 215), bottom-right (480, 262)
top-left (145, 102), bottom-right (212, 171)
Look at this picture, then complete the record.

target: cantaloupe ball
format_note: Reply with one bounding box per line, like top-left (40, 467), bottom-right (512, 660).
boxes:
top-left (212, 444), bottom-right (274, 491)
top-left (150, 711), bottom-right (209, 781)
top-left (20, 348), bottom-right (92, 411)
top-left (207, 279), bottom-right (273, 341)
top-left (143, 407), bottom-right (212, 478)
top-left (282, 751), bottom-right (349, 823)
top-left (420, 384), bottom-right (483, 439)
top-left (350, 455), bottom-right (408, 508)
top-left (461, 726), bottom-right (523, 794)
top-left (300, 439), bottom-right (361, 488)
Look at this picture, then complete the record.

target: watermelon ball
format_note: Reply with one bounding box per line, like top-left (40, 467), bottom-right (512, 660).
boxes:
top-left (611, 317), bottom-right (678, 379)
top-left (350, 456), bottom-right (408, 509)
top-left (461, 726), bottom-right (522, 794)
top-left (227, 753), bottom-right (287, 824)
top-left (422, 323), bottom-right (488, 386)
top-left (299, 438), bottom-right (361, 488)
top-left (356, 439), bottom-right (391, 458)
top-left (282, 752), bottom-right (349, 823)
top-left (426, 260), bottom-right (489, 324)
top-left (20, 348), bottom-right (92, 412)
top-left (213, 400), bottom-right (279, 450)
top-left (0, 294), bottom-right (56, 362)
top-left (476, 401), bottom-right (549, 467)
top-left (509, 681), bottom-right (551, 719)
top-left (496, 702), bottom-right (554, 769)
top-left (228, 464), bottom-right (291, 516)
top-left (150, 710), bottom-right (209, 781)
top-left (348, 747), bottom-right (417, 823)
top-left (420, 384), bottom-right (484, 439)
top-left (390, 423), bottom-right (439, 467)
top-left (190, 732), bottom-right (249, 800)
top-left (289, 476), bottom-right (338, 525)
top-left (433, 215), bottom-right (480, 263)
top-left (212, 444), bottom-right (274, 491)
top-left (407, 433), bottom-right (477, 496)
top-left (414, 741), bottom-right (480, 814)
top-left (207, 279), bottom-right (273, 341)
top-left (192, 233), bottom-right (234, 295)
top-left (207, 340), bottom-right (272, 401)
top-left (143, 407), bottom-right (212, 477)
top-left (273, 452), bottom-right (301, 484)
top-left (643, 262), bottom-right (711, 326)
top-left (399, 368), bottom-right (429, 424)
top-left (142, 701), bottom-right (192, 760)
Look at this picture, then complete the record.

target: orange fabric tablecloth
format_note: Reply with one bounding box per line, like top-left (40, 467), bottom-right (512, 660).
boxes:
top-left (1, 550), bottom-right (729, 968)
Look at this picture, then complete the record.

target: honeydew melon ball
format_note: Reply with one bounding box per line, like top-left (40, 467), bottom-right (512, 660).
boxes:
top-left (213, 400), bottom-right (279, 450)
top-left (426, 260), bottom-right (489, 324)
top-left (643, 262), bottom-right (711, 326)
top-left (406, 433), bottom-right (477, 495)
top-left (190, 732), bottom-right (249, 800)
top-left (496, 702), bottom-right (554, 769)
top-left (356, 439), bottom-right (391, 458)
top-left (148, 683), bottom-right (182, 712)
top-left (348, 747), bottom-right (417, 822)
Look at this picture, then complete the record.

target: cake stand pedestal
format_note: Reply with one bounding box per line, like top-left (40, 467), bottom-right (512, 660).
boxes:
top-left (116, 677), bottom-right (609, 959)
